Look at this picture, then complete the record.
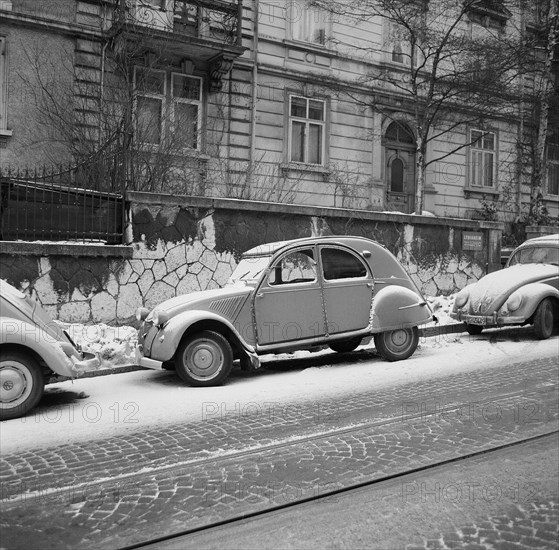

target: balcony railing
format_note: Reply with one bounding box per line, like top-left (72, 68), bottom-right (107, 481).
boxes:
top-left (112, 0), bottom-right (243, 47)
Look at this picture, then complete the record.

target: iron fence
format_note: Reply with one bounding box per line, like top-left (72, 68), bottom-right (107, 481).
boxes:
top-left (0, 166), bottom-right (125, 244)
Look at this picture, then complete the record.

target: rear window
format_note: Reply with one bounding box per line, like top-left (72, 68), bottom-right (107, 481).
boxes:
top-left (321, 248), bottom-right (368, 280)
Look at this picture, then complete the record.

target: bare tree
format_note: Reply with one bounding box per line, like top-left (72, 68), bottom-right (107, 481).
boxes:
top-left (522, 0), bottom-right (558, 222)
top-left (313, 0), bottom-right (526, 214)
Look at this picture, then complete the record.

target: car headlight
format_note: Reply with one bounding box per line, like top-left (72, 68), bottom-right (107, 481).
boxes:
top-left (152, 309), bottom-right (170, 327)
top-left (136, 307), bottom-right (149, 322)
top-left (454, 289), bottom-right (469, 308)
top-left (505, 292), bottom-right (523, 312)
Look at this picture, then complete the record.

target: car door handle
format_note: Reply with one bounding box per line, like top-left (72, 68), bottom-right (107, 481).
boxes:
top-left (367, 283), bottom-right (374, 288)
top-left (256, 293), bottom-right (264, 298)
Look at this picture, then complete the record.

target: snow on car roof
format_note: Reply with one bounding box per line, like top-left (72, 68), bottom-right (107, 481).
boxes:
top-left (522, 233), bottom-right (559, 246)
top-left (519, 233), bottom-right (559, 248)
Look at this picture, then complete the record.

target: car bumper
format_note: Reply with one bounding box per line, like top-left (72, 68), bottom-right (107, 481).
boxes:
top-left (135, 345), bottom-right (164, 370)
top-left (71, 351), bottom-right (100, 373)
top-left (451, 312), bottom-right (526, 326)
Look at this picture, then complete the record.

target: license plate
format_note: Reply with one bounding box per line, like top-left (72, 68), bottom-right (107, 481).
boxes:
top-left (468, 316), bottom-right (487, 326)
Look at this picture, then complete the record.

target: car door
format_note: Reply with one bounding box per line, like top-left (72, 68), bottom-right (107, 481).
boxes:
top-left (319, 245), bottom-right (374, 334)
top-left (254, 246), bottom-right (326, 346)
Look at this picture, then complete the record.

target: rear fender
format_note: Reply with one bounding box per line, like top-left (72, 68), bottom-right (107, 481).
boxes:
top-left (0, 318), bottom-right (79, 377)
top-left (371, 286), bottom-right (432, 332)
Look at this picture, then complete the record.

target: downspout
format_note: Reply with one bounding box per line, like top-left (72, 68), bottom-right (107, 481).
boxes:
top-left (249, 0), bottom-right (259, 186)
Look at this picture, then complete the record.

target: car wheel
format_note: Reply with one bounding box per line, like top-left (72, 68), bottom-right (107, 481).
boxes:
top-left (176, 330), bottom-right (233, 387)
top-left (466, 324), bottom-right (484, 335)
top-left (0, 351), bottom-right (45, 421)
top-left (329, 337), bottom-right (362, 354)
top-left (533, 298), bottom-right (554, 340)
top-left (374, 327), bottom-right (419, 362)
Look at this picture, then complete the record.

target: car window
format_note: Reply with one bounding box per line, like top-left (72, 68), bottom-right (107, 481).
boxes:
top-left (508, 246), bottom-right (559, 266)
top-left (268, 249), bottom-right (317, 285)
top-left (321, 247), bottom-right (368, 280)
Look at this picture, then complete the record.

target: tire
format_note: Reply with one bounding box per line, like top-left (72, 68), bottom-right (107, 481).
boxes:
top-left (175, 330), bottom-right (233, 387)
top-left (329, 337), bottom-right (362, 354)
top-left (0, 351), bottom-right (45, 421)
top-left (466, 324), bottom-right (484, 336)
top-left (374, 327), bottom-right (419, 362)
top-left (533, 298), bottom-right (554, 340)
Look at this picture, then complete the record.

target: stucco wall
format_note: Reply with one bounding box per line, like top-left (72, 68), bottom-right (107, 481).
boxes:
top-left (0, 193), bottom-right (502, 325)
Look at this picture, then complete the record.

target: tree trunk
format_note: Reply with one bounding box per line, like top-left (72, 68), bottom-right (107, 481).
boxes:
top-left (530, 0), bottom-right (558, 218)
top-left (415, 139), bottom-right (426, 214)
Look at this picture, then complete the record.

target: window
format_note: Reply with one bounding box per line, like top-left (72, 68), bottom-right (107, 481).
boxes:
top-left (269, 249), bottom-right (317, 285)
top-left (0, 36), bottom-right (7, 133)
top-left (547, 140), bottom-right (559, 196)
top-left (392, 42), bottom-right (404, 64)
top-left (289, 96), bottom-right (326, 165)
top-left (321, 248), bottom-right (368, 280)
top-left (134, 67), bottom-right (202, 149)
top-left (470, 130), bottom-right (495, 187)
top-left (290, 0), bottom-right (327, 45)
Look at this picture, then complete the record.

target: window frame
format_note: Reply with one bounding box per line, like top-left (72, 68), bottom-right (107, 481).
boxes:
top-left (134, 67), bottom-right (204, 151)
top-left (0, 36), bottom-right (8, 134)
top-left (288, 94), bottom-right (326, 166)
top-left (170, 72), bottom-right (203, 151)
top-left (468, 128), bottom-right (497, 189)
top-left (546, 141), bottom-right (559, 197)
top-left (288, 0), bottom-right (328, 46)
top-left (320, 247), bottom-right (369, 281)
top-left (267, 248), bottom-right (318, 286)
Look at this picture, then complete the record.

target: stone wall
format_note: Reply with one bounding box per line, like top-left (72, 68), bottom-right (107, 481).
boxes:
top-left (0, 193), bottom-right (503, 325)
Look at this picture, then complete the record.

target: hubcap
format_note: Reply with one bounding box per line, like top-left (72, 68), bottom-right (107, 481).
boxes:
top-left (186, 341), bottom-right (223, 380)
top-left (389, 329), bottom-right (409, 348)
top-left (0, 366), bottom-right (28, 403)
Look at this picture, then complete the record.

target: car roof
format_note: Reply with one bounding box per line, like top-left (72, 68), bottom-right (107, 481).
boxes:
top-left (521, 233), bottom-right (559, 247)
top-left (241, 236), bottom-right (385, 257)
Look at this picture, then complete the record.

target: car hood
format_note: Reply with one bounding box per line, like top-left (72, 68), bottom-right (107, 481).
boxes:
top-left (148, 287), bottom-right (252, 320)
top-left (0, 280), bottom-right (70, 343)
top-left (467, 263), bottom-right (558, 314)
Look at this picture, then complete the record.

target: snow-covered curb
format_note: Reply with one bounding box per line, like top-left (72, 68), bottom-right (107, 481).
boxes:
top-left (56, 295), bottom-right (459, 377)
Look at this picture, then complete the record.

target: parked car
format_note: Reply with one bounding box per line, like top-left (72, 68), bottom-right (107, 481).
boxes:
top-left (0, 280), bottom-right (99, 420)
top-left (451, 233), bottom-right (559, 338)
top-left (135, 236), bottom-right (433, 387)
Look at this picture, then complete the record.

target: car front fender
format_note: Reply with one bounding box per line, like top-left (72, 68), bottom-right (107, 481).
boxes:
top-left (149, 310), bottom-right (254, 362)
top-left (0, 318), bottom-right (80, 378)
top-left (504, 282), bottom-right (559, 320)
top-left (371, 285), bottom-right (432, 332)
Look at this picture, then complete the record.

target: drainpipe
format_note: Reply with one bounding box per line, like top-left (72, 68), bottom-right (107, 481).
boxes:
top-left (249, 0), bottom-right (259, 185)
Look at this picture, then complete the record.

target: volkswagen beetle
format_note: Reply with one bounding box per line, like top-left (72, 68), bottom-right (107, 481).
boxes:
top-left (451, 233), bottom-right (559, 337)
top-left (135, 236), bottom-right (433, 387)
top-left (0, 280), bottom-right (99, 420)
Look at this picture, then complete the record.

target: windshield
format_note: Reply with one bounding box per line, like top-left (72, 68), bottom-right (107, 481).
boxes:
top-left (226, 255), bottom-right (272, 285)
top-left (507, 246), bottom-right (559, 267)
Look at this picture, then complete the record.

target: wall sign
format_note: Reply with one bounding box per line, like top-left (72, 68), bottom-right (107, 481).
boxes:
top-left (463, 231), bottom-right (483, 251)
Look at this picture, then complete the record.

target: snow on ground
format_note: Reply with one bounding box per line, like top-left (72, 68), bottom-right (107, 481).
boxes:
top-left (2, 317), bottom-right (557, 454)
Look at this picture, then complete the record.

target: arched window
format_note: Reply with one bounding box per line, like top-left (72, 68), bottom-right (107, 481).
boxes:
top-left (385, 122), bottom-right (415, 145)
top-left (390, 158), bottom-right (404, 193)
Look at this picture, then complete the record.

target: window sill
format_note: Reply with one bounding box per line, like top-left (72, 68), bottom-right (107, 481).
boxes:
top-left (280, 163), bottom-right (330, 180)
top-left (464, 187), bottom-right (499, 200)
top-left (543, 194), bottom-right (559, 202)
top-left (283, 39), bottom-right (336, 57)
top-left (0, 129), bottom-right (13, 137)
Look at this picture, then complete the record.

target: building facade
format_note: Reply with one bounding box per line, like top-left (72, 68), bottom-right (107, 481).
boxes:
top-left (1, 0), bottom-right (557, 224)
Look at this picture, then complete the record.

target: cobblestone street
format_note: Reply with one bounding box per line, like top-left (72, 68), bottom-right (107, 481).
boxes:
top-left (1, 351), bottom-right (557, 549)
